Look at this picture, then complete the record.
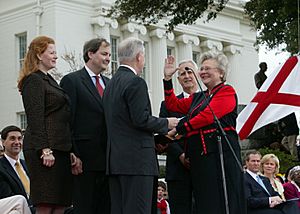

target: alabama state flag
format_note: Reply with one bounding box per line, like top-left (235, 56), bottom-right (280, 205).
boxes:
top-left (237, 55), bottom-right (300, 140)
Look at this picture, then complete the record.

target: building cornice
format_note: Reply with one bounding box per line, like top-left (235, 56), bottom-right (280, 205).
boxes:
top-left (176, 34), bottom-right (200, 46)
top-left (120, 23), bottom-right (147, 35)
top-left (91, 16), bottom-right (118, 29)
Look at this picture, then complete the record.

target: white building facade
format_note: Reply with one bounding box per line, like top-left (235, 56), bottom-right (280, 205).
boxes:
top-left (0, 0), bottom-right (258, 130)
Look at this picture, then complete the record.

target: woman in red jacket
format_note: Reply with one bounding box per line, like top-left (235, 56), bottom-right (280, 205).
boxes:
top-left (163, 52), bottom-right (246, 214)
top-left (283, 166), bottom-right (300, 210)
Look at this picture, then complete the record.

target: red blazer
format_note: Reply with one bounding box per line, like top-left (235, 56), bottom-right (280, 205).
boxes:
top-left (283, 182), bottom-right (300, 208)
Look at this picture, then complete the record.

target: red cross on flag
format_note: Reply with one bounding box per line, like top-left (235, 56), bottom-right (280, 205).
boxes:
top-left (237, 56), bottom-right (300, 140)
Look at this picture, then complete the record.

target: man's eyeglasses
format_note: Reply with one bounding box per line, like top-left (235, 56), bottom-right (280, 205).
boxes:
top-left (178, 70), bottom-right (193, 77)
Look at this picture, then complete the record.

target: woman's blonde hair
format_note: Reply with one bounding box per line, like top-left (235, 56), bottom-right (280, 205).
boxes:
top-left (260, 153), bottom-right (280, 175)
top-left (17, 36), bottom-right (55, 90)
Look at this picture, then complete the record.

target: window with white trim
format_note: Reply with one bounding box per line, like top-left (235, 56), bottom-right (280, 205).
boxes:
top-left (167, 47), bottom-right (174, 56)
top-left (16, 33), bottom-right (27, 70)
top-left (17, 112), bottom-right (27, 130)
top-left (141, 41), bottom-right (149, 80)
top-left (193, 51), bottom-right (200, 65)
top-left (110, 37), bottom-right (118, 75)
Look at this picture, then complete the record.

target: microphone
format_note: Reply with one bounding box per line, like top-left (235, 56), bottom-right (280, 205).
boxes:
top-left (184, 66), bottom-right (203, 92)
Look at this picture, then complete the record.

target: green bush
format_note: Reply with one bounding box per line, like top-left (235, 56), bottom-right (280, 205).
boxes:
top-left (159, 165), bottom-right (166, 178)
top-left (258, 147), bottom-right (299, 174)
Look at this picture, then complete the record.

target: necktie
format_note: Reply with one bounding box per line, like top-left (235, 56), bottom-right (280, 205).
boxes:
top-left (15, 161), bottom-right (30, 196)
top-left (94, 76), bottom-right (104, 97)
top-left (256, 175), bottom-right (270, 195)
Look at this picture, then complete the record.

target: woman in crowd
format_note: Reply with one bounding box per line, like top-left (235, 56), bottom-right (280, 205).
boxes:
top-left (259, 154), bottom-right (285, 199)
top-left (163, 52), bottom-right (245, 214)
top-left (283, 166), bottom-right (300, 209)
top-left (17, 36), bottom-right (78, 214)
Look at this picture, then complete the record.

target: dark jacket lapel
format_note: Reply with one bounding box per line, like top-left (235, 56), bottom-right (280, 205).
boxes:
top-left (0, 157), bottom-right (27, 193)
top-left (100, 73), bottom-right (109, 86)
top-left (248, 173), bottom-right (271, 196)
top-left (20, 159), bottom-right (29, 176)
top-left (80, 68), bottom-right (102, 105)
top-left (36, 71), bottom-right (62, 91)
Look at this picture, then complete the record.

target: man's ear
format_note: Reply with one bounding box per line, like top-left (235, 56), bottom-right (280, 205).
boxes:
top-left (1, 139), bottom-right (6, 148)
top-left (87, 51), bottom-right (93, 61)
top-left (136, 52), bottom-right (141, 62)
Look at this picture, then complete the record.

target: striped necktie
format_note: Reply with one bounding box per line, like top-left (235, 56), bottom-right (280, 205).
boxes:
top-left (94, 76), bottom-right (104, 97)
top-left (15, 161), bottom-right (30, 196)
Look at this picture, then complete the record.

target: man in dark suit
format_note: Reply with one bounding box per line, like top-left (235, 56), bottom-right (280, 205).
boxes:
top-left (0, 125), bottom-right (33, 212)
top-left (244, 150), bottom-right (298, 214)
top-left (60, 38), bottom-right (111, 214)
top-left (278, 113), bottom-right (299, 160)
top-left (103, 37), bottom-right (179, 214)
top-left (158, 59), bottom-right (198, 214)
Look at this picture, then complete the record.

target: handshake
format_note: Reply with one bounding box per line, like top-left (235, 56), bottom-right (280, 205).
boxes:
top-left (155, 117), bottom-right (180, 154)
top-left (167, 117), bottom-right (179, 129)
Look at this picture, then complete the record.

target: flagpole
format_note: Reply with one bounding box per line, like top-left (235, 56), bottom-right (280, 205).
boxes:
top-left (298, 0), bottom-right (300, 53)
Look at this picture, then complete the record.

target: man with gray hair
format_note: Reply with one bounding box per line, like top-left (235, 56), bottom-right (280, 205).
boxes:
top-left (103, 37), bottom-right (179, 214)
top-left (158, 59), bottom-right (199, 214)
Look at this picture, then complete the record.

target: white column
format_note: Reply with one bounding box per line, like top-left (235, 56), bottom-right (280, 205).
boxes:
top-left (149, 28), bottom-right (168, 116)
top-left (223, 44), bottom-right (244, 99)
top-left (91, 16), bottom-right (118, 41)
top-left (176, 34), bottom-right (200, 61)
top-left (33, 0), bottom-right (43, 36)
top-left (121, 23), bottom-right (147, 39)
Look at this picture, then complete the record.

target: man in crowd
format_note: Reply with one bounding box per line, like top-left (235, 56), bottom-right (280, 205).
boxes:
top-left (278, 113), bottom-right (300, 161)
top-left (103, 37), bottom-right (178, 214)
top-left (244, 150), bottom-right (297, 214)
top-left (60, 38), bottom-right (111, 214)
top-left (158, 59), bottom-right (199, 214)
top-left (0, 125), bottom-right (33, 212)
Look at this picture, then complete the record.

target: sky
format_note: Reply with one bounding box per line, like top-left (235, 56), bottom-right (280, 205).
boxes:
top-left (258, 45), bottom-right (291, 76)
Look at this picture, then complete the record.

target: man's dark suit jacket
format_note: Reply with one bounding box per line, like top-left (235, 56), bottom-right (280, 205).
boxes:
top-left (60, 68), bottom-right (109, 171)
top-left (0, 156), bottom-right (31, 205)
top-left (159, 93), bottom-right (194, 214)
top-left (103, 66), bottom-right (168, 176)
top-left (244, 172), bottom-right (297, 214)
top-left (159, 93), bottom-right (190, 181)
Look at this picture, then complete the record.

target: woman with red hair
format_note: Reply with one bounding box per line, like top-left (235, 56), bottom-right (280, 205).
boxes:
top-left (18, 36), bottom-right (79, 214)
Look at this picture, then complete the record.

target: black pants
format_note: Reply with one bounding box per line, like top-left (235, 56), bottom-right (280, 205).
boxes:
top-left (73, 171), bottom-right (110, 214)
top-left (109, 175), bottom-right (154, 214)
top-left (167, 179), bottom-right (193, 214)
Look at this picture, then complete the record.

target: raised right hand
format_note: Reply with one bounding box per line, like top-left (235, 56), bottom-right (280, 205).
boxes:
top-left (164, 55), bottom-right (177, 80)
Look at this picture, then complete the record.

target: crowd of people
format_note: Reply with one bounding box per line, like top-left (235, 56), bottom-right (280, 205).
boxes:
top-left (244, 151), bottom-right (300, 214)
top-left (0, 35), bottom-right (299, 214)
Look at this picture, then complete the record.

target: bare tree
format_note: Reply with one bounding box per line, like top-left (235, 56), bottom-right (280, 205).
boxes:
top-left (50, 47), bottom-right (112, 82)
top-left (61, 48), bottom-right (84, 72)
